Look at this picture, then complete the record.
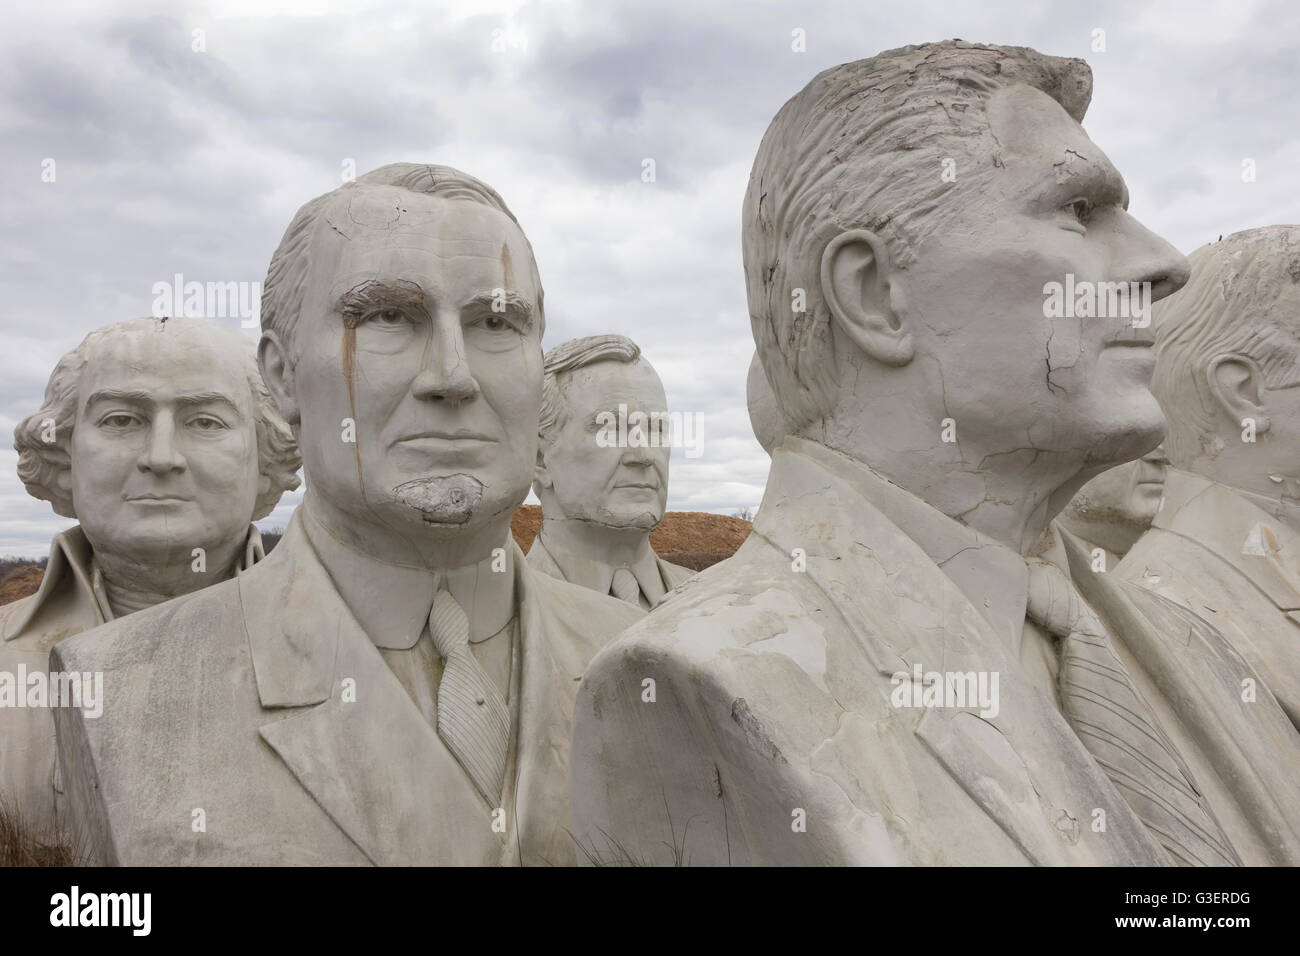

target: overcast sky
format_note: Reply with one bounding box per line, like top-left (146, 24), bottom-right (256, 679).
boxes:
top-left (1, 0), bottom-right (1297, 556)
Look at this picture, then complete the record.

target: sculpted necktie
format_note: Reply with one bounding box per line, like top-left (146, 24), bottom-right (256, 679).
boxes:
top-left (610, 567), bottom-right (642, 606)
top-left (428, 587), bottom-right (510, 806)
top-left (1024, 559), bottom-right (1239, 866)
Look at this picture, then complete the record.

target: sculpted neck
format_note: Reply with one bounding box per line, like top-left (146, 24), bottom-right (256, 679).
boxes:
top-left (540, 515), bottom-right (652, 567)
top-left (304, 486), bottom-right (510, 571)
top-left (815, 415), bottom-right (1085, 556)
top-left (91, 536), bottom-right (245, 619)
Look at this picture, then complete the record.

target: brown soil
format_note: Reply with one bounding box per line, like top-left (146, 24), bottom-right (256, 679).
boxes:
top-left (0, 510), bottom-right (753, 608)
top-left (511, 506), bottom-right (750, 571)
top-left (0, 566), bottom-right (42, 606)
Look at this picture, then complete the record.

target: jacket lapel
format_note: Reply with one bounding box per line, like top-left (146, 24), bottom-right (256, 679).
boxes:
top-left (503, 541), bottom-right (577, 865)
top-left (241, 510), bottom-right (499, 865)
top-left (4, 526), bottom-right (101, 643)
top-left (752, 444), bottom-right (1168, 864)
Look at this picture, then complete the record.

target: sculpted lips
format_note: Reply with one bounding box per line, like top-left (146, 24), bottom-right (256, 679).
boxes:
top-left (393, 429), bottom-right (498, 448)
top-left (125, 493), bottom-right (194, 503)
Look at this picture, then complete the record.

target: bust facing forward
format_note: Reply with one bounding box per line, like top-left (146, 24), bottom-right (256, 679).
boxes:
top-left (1, 317), bottom-right (299, 844)
top-left (528, 334), bottom-right (692, 610)
top-left (52, 165), bottom-right (640, 865)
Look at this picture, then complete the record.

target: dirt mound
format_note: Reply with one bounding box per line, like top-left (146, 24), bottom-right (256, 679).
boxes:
top-left (1, 510), bottom-right (754, 608)
top-left (0, 566), bottom-right (43, 606)
top-left (511, 506), bottom-right (750, 570)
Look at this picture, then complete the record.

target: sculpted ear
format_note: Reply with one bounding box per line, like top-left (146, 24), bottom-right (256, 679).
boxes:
top-left (258, 331), bottom-right (300, 427)
top-left (533, 441), bottom-right (553, 495)
top-left (821, 228), bottom-right (914, 367)
top-left (1207, 353), bottom-right (1269, 434)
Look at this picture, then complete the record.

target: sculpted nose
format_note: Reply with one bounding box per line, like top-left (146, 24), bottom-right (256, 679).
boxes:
top-left (137, 415), bottom-right (186, 475)
top-left (411, 324), bottom-right (479, 405)
top-left (1121, 215), bottom-right (1191, 304)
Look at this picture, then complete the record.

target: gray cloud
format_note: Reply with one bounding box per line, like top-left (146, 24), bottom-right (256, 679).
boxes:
top-left (1, 0), bottom-right (1298, 555)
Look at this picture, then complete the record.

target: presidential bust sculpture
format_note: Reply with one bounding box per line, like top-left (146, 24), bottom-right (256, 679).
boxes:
top-left (53, 164), bottom-right (640, 865)
top-left (1117, 226), bottom-right (1300, 730)
top-left (1057, 443), bottom-right (1169, 569)
top-left (528, 334), bottom-right (692, 608)
top-left (0, 316), bottom-right (298, 845)
top-left (569, 41), bottom-right (1263, 865)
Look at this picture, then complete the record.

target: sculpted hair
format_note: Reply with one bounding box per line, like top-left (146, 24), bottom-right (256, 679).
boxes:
top-left (262, 163), bottom-right (545, 353)
top-left (742, 40), bottom-right (1093, 431)
top-left (1151, 225), bottom-right (1300, 467)
top-left (14, 317), bottom-right (301, 521)
top-left (538, 334), bottom-right (642, 449)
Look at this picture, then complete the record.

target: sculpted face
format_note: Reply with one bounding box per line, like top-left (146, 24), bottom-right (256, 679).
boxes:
top-left (1073, 444), bottom-right (1169, 525)
top-left (540, 359), bottom-right (669, 530)
top-left (898, 85), bottom-right (1188, 470)
top-left (69, 328), bottom-right (261, 562)
top-left (288, 186), bottom-right (543, 540)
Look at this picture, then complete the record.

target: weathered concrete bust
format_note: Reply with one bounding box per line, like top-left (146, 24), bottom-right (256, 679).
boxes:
top-left (528, 334), bottom-right (692, 608)
top-left (52, 165), bottom-right (640, 866)
top-left (569, 41), bottom-right (1300, 866)
top-left (1, 316), bottom-right (299, 843)
top-left (1115, 225), bottom-right (1300, 733)
top-left (1057, 444), bottom-right (1169, 567)
top-left (746, 351), bottom-right (785, 455)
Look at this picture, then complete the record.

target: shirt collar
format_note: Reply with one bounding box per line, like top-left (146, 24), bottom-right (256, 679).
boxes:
top-left (7, 523), bottom-right (264, 640)
top-left (534, 529), bottom-right (666, 605)
top-left (301, 501), bottom-right (516, 647)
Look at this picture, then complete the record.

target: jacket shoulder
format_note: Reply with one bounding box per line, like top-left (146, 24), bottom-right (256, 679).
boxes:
top-left (52, 576), bottom-right (245, 674)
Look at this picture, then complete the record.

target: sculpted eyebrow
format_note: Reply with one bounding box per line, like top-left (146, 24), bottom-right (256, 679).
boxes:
top-left (338, 279), bottom-right (428, 327)
top-left (463, 290), bottom-right (535, 328)
top-left (84, 390), bottom-right (244, 417)
top-left (175, 392), bottom-right (244, 417)
top-left (85, 388), bottom-right (153, 406)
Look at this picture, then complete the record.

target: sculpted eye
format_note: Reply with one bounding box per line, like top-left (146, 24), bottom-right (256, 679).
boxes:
top-left (480, 314), bottom-right (510, 331)
top-left (1063, 198), bottom-right (1092, 227)
top-left (99, 413), bottom-right (140, 429)
top-left (366, 308), bottom-right (409, 327)
top-left (189, 415), bottom-right (228, 431)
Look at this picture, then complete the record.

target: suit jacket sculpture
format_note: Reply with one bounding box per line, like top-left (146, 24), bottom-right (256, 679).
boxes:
top-left (53, 515), bottom-right (636, 865)
top-left (1117, 469), bottom-right (1300, 729)
top-left (527, 534), bottom-right (692, 608)
top-left (0, 526), bottom-right (262, 842)
top-left (573, 440), bottom-right (1178, 865)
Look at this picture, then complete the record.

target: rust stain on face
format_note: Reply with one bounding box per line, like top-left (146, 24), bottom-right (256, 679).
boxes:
top-left (501, 242), bottom-right (515, 292)
top-left (342, 323), bottom-right (365, 495)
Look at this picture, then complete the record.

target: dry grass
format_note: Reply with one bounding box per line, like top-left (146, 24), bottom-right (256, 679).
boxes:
top-left (0, 797), bottom-right (87, 867)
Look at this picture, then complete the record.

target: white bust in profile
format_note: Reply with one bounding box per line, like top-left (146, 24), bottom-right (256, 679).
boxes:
top-left (570, 40), bottom-right (1300, 867)
top-left (0, 316), bottom-right (300, 843)
top-left (1116, 225), bottom-right (1300, 731)
top-left (528, 334), bottom-right (692, 609)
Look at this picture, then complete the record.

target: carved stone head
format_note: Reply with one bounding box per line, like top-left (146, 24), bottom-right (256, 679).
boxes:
top-left (14, 316), bottom-right (299, 563)
top-left (258, 164), bottom-right (545, 553)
